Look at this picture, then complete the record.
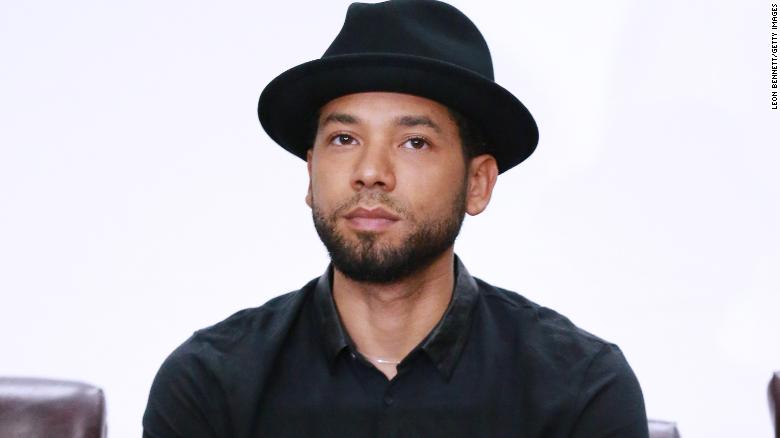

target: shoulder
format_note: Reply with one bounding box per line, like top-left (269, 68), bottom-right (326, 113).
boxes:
top-left (473, 277), bottom-right (635, 379)
top-left (475, 277), bottom-right (608, 351)
top-left (155, 277), bottom-right (317, 378)
top-left (194, 284), bottom-right (311, 350)
top-left (472, 278), bottom-right (647, 434)
top-left (191, 278), bottom-right (315, 356)
top-left (143, 279), bottom-right (318, 435)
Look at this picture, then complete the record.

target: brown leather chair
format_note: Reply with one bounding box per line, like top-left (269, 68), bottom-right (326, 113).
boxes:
top-left (648, 418), bottom-right (681, 438)
top-left (0, 377), bottom-right (106, 438)
top-left (770, 371), bottom-right (780, 438)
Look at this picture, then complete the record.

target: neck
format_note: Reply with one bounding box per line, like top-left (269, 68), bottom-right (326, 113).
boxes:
top-left (331, 248), bottom-right (456, 364)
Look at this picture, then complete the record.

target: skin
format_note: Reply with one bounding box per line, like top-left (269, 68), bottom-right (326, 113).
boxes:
top-left (305, 92), bottom-right (498, 380)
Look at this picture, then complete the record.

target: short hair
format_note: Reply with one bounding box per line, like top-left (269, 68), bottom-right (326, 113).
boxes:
top-left (445, 106), bottom-right (488, 166)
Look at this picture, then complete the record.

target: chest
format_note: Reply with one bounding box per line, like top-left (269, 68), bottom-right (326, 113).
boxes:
top-left (250, 348), bottom-right (574, 438)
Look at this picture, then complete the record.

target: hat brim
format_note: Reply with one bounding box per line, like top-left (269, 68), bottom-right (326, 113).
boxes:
top-left (258, 53), bottom-right (538, 174)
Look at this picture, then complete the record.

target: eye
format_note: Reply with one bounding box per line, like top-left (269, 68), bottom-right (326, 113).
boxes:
top-left (329, 133), bottom-right (358, 146)
top-left (402, 136), bottom-right (429, 150)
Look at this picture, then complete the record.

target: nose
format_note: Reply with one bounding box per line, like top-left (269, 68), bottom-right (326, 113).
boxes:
top-left (350, 140), bottom-right (396, 192)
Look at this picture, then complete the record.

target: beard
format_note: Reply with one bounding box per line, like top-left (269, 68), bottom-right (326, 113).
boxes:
top-left (311, 180), bottom-right (468, 284)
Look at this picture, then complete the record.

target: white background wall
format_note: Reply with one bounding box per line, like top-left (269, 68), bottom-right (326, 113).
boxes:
top-left (1, 1), bottom-right (777, 436)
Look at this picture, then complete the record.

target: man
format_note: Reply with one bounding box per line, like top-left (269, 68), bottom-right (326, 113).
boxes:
top-left (143, 1), bottom-right (648, 437)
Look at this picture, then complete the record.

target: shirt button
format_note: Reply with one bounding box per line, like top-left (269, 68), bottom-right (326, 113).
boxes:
top-left (383, 395), bottom-right (394, 405)
top-left (350, 352), bottom-right (356, 359)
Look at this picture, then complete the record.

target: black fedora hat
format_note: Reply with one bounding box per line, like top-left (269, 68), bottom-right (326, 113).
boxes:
top-left (258, 0), bottom-right (538, 174)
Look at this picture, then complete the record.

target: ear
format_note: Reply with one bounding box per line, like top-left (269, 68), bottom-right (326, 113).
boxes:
top-left (465, 154), bottom-right (498, 216)
top-left (305, 149), bottom-right (313, 208)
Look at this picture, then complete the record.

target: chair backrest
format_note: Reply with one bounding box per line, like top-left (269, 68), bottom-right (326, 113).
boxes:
top-left (0, 377), bottom-right (106, 438)
top-left (771, 372), bottom-right (780, 438)
top-left (649, 419), bottom-right (681, 438)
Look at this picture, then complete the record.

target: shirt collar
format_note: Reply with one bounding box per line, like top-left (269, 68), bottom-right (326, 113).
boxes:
top-left (312, 254), bottom-right (480, 381)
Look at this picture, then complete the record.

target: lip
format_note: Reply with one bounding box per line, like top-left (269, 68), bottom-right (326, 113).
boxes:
top-left (345, 207), bottom-right (401, 221)
top-left (344, 207), bottom-right (400, 232)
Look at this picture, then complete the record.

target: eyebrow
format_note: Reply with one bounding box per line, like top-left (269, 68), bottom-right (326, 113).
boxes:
top-left (396, 115), bottom-right (441, 133)
top-left (319, 112), bottom-right (442, 133)
top-left (320, 112), bottom-right (359, 127)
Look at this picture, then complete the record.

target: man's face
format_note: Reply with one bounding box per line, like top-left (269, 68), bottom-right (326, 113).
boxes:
top-left (305, 92), bottom-right (472, 284)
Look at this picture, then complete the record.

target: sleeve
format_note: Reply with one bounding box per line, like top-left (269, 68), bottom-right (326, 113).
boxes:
top-left (569, 343), bottom-right (649, 438)
top-left (142, 340), bottom-right (230, 438)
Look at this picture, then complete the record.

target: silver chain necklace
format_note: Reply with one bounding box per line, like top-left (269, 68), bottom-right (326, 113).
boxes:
top-left (360, 352), bottom-right (401, 365)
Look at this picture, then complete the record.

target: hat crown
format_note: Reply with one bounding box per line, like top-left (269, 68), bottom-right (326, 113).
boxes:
top-left (323, 0), bottom-right (494, 80)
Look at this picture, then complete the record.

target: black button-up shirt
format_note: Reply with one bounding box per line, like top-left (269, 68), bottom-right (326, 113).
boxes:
top-left (143, 255), bottom-right (648, 437)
